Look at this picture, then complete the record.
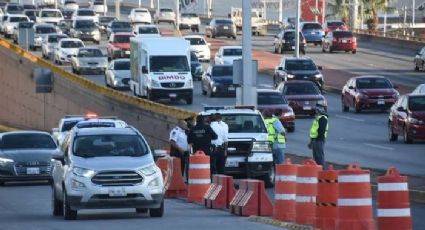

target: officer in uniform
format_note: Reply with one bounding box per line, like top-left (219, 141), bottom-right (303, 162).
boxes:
top-left (169, 119), bottom-right (189, 175)
top-left (263, 110), bottom-right (286, 164)
top-left (210, 113), bottom-right (229, 174)
top-left (187, 115), bottom-right (218, 157)
top-left (309, 104), bottom-right (329, 166)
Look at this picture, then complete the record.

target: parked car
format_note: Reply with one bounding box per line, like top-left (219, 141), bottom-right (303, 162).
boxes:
top-left (190, 51), bottom-right (203, 80)
top-left (341, 75), bottom-right (399, 113)
top-left (202, 64), bottom-right (238, 97)
top-left (3, 14), bottom-right (29, 38)
top-left (98, 16), bottom-right (116, 33)
top-left (106, 20), bottom-right (132, 39)
top-left (54, 38), bottom-right (85, 65)
top-left (133, 24), bottom-right (160, 37)
top-left (301, 22), bottom-right (324, 45)
top-left (206, 18), bottom-right (236, 39)
top-left (72, 9), bottom-right (98, 23)
top-left (179, 13), bottom-right (200, 32)
top-left (414, 46), bottom-right (425, 71)
top-left (63, 0), bottom-right (79, 11)
top-left (322, 30), bottom-right (357, 54)
top-left (42, 33), bottom-right (69, 59)
top-left (388, 94), bottom-right (425, 143)
top-left (214, 46), bottom-right (242, 64)
top-left (257, 89), bottom-right (295, 132)
top-left (184, 35), bottom-right (211, 62)
top-left (91, 0), bottom-right (107, 15)
top-left (412, 84), bottom-right (425, 94)
top-left (0, 131), bottom-right (57, 185)
top-left (105, 58), bottom-right (131, 89)
top-left (37, 9), bottom-right (64, 25)
top-left (128, 8), bottom-right (152, 24)
top-left (273, 56), bottom-right (324, 90)
top-left (154, 8), bottom-right (175, 24)
top-left (273, 29), bottom-right (306, 54)
top-left (276, 80), bottom-right (327, 116)
top-left (106, 32), bottom-right (134, 60)
top-left (5, 3), bottom-right (24, 15)
top-left (70, 19), bottom-right (100, 44)
top-left (60, 9), bottom-right (75, 20)
top-left (23, 9), bottom-right (38, 22)
top-left (324, 20), bottom-right (348, 33)
top-left (71, 47), bottom-right (108, 74)
top-left (51, 127), bottom-right (164, 220)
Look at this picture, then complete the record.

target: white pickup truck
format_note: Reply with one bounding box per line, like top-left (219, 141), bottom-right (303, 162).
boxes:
top-left (230, 7), bottom-right (267, 36)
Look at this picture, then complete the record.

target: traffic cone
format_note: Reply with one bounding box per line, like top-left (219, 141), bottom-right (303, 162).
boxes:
top-left (187, 151), bottom-right (211, 204)
top-left (315, 164), bottom-right (338, 230)
top-left (273, 158), bottom-right (298, 222)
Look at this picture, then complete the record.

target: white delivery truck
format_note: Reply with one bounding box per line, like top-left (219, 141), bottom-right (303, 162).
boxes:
top-left (230, 7), bottom-right (267, 36)
top-left (130, 37), bottom-right (193, 104)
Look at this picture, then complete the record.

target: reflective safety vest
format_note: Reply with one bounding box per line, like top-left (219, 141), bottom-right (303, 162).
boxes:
top-left (264, 117), bottom-right (285, 144)
top-left (310, 115), bottom-right (329, 139)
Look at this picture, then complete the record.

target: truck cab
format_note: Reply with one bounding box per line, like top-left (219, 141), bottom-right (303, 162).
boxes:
top-left (230, 7), bottom-right (267, 36)
top-left (199, 106), bottom-right (275, 187)
top-left (129, 37), bottom-right (193, 104)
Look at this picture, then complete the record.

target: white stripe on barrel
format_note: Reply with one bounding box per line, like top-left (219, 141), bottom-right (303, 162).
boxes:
top-left (338, 198), bottom-right (372, 206)
top-left (189, 164), bottom-right (210, 169)
top-left (338, 174), bottom-right (370, 183)
top-left (275, 175), bottom-right (296, 182)
top-left (275, 193), bottom-right (296, 201)
top-left (188, 179), bottom-right (211, 184)
top-left (296, 196), bottom-right (316, 203)
top-left (377, 208), bottom-right (411, 217)
top-left (296, 177), bottom-right (318, 184)
top-left (378, 183), bottom-right (408, 191)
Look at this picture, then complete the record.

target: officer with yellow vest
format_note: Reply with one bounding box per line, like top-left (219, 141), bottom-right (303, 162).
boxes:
top-left (263, 110), bottom-right (286, 164)
top-left (308, 104), bottom-right (328, 166)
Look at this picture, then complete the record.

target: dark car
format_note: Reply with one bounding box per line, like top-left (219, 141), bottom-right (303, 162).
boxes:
top-left (98, 16), bottom-right (116, 33)
top-left (202, 64), bottom-right (238, 97)
top-left (5, 3), bottom-right (24, 14)
top-left (61, 9), bottom-right (74, 20)
top-left (276, 80), bottom-right (327, 116)
top-left (70, 19), bottom-right (100, 44)
top-left (388, 94), bottom-right (425, 143)
top-left (414, 46), bottom-right (425, 71)
top-left (190, 51), bottom-right (203, 80)
top-left (257, 89), bottom-right (295, 132)
top-left (324, 20), bottom-right (348, 33)
top-left (206, 18), bottom-right (236, 39)
top-left (322, 30), bottom-right (357, 54)
top-left (106, 20), bottom-right (132, 39)
top-left (301, 22), bottom-right (324, 45)
top-left (273, 57), bottom-right (324, 90)
top-left (273, 29), bottom-right (306, 54)
top-left (341, 76), bottom-right (399, 113)
top-left (24, 9), bottom-right (38, 22)
top-left (0, 131), bottom-right (57, 185)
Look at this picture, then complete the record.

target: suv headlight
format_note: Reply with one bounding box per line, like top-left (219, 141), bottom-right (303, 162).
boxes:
top-left (0, 157), bottom-right (14, 166)
top-left (139, 164), bottom-right (157, 176)
top-left (315, 74), bottom-right (323, 79)
top-left (151, 79), bottom-right (160, 87)
top-left (252, 141), bottom-right (272, 152)
top-left (408, 117), bottom-right (419, 124)
top-left (286, 74), bottom-right (295, 79)
top-left (72, 167), bottom-right (95, 178)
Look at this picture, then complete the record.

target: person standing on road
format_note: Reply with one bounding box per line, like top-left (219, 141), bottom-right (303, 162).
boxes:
top-left (210, 113), bottom-right (229, 174)
top-left (263, 110), bottom-right (286, 164)
top-left (188, 115), bottom-right (218, 157)
top-left (309, 104), bottom-right (329, 166)
top-left (169, 119), bottom-right (189, 175)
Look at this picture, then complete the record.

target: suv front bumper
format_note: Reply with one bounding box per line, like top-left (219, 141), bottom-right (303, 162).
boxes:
top-left (68, 193), bottom-right (163, 209)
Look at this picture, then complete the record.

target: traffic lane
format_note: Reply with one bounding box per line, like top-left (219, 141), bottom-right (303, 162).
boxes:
top-left (0, 184), bottom-right (283, 230)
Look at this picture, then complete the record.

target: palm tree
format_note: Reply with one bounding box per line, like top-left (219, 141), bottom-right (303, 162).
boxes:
top-left (333, 0), bottom-right (351, 25)
top-left (361, 0), bottom-right (388, 31)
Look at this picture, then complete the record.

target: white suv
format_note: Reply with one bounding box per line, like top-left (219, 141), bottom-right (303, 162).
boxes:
top-left (51, 127), bottom-right (164, 220)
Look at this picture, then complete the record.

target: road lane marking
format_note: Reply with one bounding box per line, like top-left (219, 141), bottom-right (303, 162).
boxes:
top-left (364, 143), bottom-right (394, 151)
top-left (335, 114), bottom-right (365, 122)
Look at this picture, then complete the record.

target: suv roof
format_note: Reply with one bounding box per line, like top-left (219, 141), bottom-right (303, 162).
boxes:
top-left (283, 56), bottom-right (313, 61)
top-left (75, 127), bottom-right (136, 136)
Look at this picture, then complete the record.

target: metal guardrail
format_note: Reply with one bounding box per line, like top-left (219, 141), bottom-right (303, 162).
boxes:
top-left (0, 38), bottom-right (196, 120)
top-left (354, 29), bottom-right (425, 43)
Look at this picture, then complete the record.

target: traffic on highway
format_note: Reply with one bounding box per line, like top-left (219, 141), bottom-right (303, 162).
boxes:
top-left (0, 0), bottom-right (425, 229)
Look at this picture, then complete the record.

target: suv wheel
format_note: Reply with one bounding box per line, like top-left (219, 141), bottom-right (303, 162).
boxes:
top-left (354, 100), bottom-right (362, 113)
top-left (341, 98), bottom-right (349, 112)
top-left (186, 95), bottom-right (193, 105)
top-left (149, 200), bottom-right (164, 217)
top-left (52, 185), bottom-right (63, 216)
top-left (415, 64), bottom-right (419, 71)
top-left (403, 126), bottom-right (413, 144)
top-left (388, 122), bottom-right (398, 142)
top-left (263, 165), bottom-right (275, 188)
top-left (63, 190), bottom-right (77, 220)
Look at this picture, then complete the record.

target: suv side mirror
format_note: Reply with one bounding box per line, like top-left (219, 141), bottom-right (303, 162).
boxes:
top-left (317, 66), bottom-right (323, 70)
top-left (397, 106), bottom-right (406, 112)
top-left (348, 86), bottom-right (354, 90)
top-left (153, 149), bottom-right (167, 161)
top-left (51, 152), bottom-right (64, 164)
top-left (142, 66), bottom-right (148, 74)
top-left (278, 66), bottom-right (283, 71)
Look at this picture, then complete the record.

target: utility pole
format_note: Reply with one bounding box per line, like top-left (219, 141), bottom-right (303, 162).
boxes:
top-left (241, 0), bottom-right (255, 105)
top-left (115, 0), bottom-right (121, 19)
top-left (413, 0), bottom-right (416, 26)
top-left (176, 0), bottom-right (180, 31)
top-left (383, 0), bottom-right (388, 36)
top-left (278, 0), bottom-right (283, 22)
top-left (315, 0), bottom-right (318, 22)
top-left (295, 0), bottom-right (301, 58)
top-left (403, 5), bottom-right (407, 35)
top-left (263, 0), bottom-right (267, 20)
top-left (103, 0), bottom-right (107, 16)
top-left (138, 0), bottom-right (141, 8)
top-left (151, 0), bottom-right (154, 9)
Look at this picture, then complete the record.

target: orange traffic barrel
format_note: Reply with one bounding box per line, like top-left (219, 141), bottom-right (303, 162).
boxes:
top-left (377, 167), bottom-right (412, 230)
top-left (273, 158), bottom-right (298, 222)
top-left (315, 165), bottom-right (339, 230)
top-left (336, 164), bottom-right (375, 230)
top-left (187, 151), bottom-right (211, 204)
top-left (295, 159), bottom-right (322, 226)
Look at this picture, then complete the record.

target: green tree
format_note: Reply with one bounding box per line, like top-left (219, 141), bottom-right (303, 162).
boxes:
top-left (361, 0), bottom-right (388, 31)
top-left (334, 0), bottom-right (351, 25)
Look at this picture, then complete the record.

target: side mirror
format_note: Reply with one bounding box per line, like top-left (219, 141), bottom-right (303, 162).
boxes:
top-left (278, 66), bottom-right (283, 71)
top-left (397, 106), bottom-right (405, 112)
top-left (348, 86), bottom-right (354, 90)
top-left (142, 66), bottom-right (148, 74)
top-left (153, 149), bottom-right (167, 161)
top-left (317, 66), bottom-right (323, 70)
top-left (51, 152), bottom-right (64, 164)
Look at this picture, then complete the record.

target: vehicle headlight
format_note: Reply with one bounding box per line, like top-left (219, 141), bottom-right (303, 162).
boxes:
top-left (287, 74), bottom-right (295, 79)
top-left (317, 99), bottom-right (327, 106)
top-left (315, 74), bottom-right (323, 79)
top-left (72, 167), bottom-right (95, 178)
top-left (252, 141), bottom-right (272, 152)
top-left (139, 164), bottom-right (157, 176)
top-left (71, 179), bottom-right (86, 189)
top-left (0, 157), bottom-right (14, 166)
top-left (151, 79), bottom-right (160, 87)
top-left (283, 111), bottom-right (295, 117)
top-left (408, 117), bottom-right (419, 124)
top-left (393, 92), bottom-right (400, 98)
top-left (148, 177), bottom-right (161, 188)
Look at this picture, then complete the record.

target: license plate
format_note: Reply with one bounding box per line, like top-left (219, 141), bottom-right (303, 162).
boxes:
top-left (125, 51), bottom-right (130, 55)
top-left (169, 93), bottom-right (177, 98)
top-left (303, 106), bottom-right (312, 110)
top-left (311, 31), bottom-right (315, 34)
top-left (225, 160), bottom-right (239, 167)
top-left (26, 167), bottom-right (40, 175)
top-left (228, 86), bottom-right (235, 91)
top-left (223, 26), bottom-right (228, 29)
top-left (342, 40), bottom-right (347, 43)
top-left (108, 188), bottom-right (127, 197)
top-left (377, 99), bottom-right (385, 105)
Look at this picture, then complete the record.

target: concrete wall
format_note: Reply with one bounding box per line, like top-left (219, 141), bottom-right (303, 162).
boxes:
top-left (0, 39), bottom-right (195, 148)
top-left (355, 33), bottom-right (425, 53)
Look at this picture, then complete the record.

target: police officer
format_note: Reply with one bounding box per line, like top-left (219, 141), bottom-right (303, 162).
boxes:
top-left (210, 113), bottom-right (229, 174)
top-left (263, 109), bottom-right (286, 164)
top-left (187, 115), bottom-right (218, 157)
top-left (169, 119), bottom-right (189, 175)
top-left (309, 104), bottom-right (329, 166)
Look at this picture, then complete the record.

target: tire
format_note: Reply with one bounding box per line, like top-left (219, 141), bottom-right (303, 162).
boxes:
top-left (232, 36), bottom-right (236, 40)
top-left (186, 95), bottom-right (193, 105)
top-left (354, 101), bottom-right (361, 113)
top-left (287, 126), bottom-right (295, 132)
top-left (63, 191), bottom-right (77, 220)
top-left (147, 89), bottom-right (155, 101)
top-left (136, 208), bottom-right (148, 214)
top-left (262, 165), bottom-right (275, 188)
top-left (0, 180), bottom-right (4, 186)
top-left (52, 186), bottom-right (63, 216)
top-left (322, 46), bottom-right (326, 53)
top-left (388, 122), bottom-right (398, 142)
top-left (280, 46), bottom-right (284, 54)
top-left (149, 200), bottom-right (164, 217)
top-left (329, 47), bottom-right (333, 53)
top-left (403, 126), bottom-right (413, 144)
top-left (274, 45), bottom-right (278, 54)
top-left (202, 84), bottom-right (207, 95)
top-left (352, 49), bottom-right (357, 54)
top-left (342, 98), bottom-right (349, 112)
top-left (415, 64), bottom-right (419, 71)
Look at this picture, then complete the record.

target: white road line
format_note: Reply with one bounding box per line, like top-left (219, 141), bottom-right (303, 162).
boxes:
top-left (335, 114), bottom-right (365, 122)
top-left (364, 143), bottom-right (394, 151)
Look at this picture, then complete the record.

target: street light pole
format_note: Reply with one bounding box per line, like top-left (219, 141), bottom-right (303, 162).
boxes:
top-left (383, 0), bottom-right (387, 36)
top-left (413, 0), bottom-right (416, 26)
top-left (176, 0), bottom-right (180, 31)
top-left (241, 0), bottom-right (255, 105)
top-left (295, 0), bottom-right (301, 58)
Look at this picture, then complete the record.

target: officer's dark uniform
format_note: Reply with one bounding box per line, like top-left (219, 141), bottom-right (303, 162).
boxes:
top-left (187, 116), bottom-right (218, 156)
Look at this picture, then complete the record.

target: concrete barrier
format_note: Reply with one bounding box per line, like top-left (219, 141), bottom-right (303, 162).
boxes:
top-left (355, 32), bottom-right (425, 53)
top-left (0, 38), bottom-right (196, 148)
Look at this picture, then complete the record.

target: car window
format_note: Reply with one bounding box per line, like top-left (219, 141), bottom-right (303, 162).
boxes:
top-left (182, 13), bottom-right (197, 17)
top-left (10, 17), bottom-right (28, 22)
top-left (114, 61), bottom-right (130, 70)
top-left (100, 17), bottom-right (115, 23)
top-left (78, 10), bottom-right (95, 16)
top-left (408, 96), bottom-right (425, 111)
top-left (283, 31), bottom-right (303, 40)
top-left (61, 120), bottom-right (83, 132)
top-left (160, 8), bottom-right (173, 12)
top-left (48, 35), bottom-right (67, 43)
top-left (283, 83), bottom-right (320, 95)
top-left (73, 134), bottom-right (149, 158)
top-left (75, 20), bottom-right (96, 28)
top-left (114, 35), bottom-right (132, 43)
top-left (150, 55), bottom-right (189, 72)
top-left (76, 122), bottom-right (115, 128)
top-left (333, 31), bottom-right (353, 38)
top-left (78, 49), bottom-right (103, 57)
top-left (327, 21), bottom-right (344, 27)
top-left (302, 23), bottom-right (322, 30)
top-left (36, 26), bottom-right (56, 34)
top-left (258, 93), bottom-right (287, 105)
top-left (216, 19), bottom-right (233, 25)
top-left (212, 66), bottom-right (232, 76)
top-left (41, 11), bottom-right (62, 17)
top-left (223, 48), bottom-right (242, 56)
top-left (190, 52), bottom-right (198, 62)
top-left (1, 134), bottom-right (56, 150)
top-left (112, 21), bottom-right (131, 28)
top-left (135, 9), bottom-right (148, 13)
top-left (25, 11), bottom-right (37, 17)
top-left (356, 78), bottom-right (392, 89)
top-left (185, 37), bottom-right (206, 45)
top-left (221, 114), bottom-right (267, 133)
top-left (61, 40), bottom-right (84, 48)
top-left (138, 26), bottom-right (159, 34)
top-left (285, 60), bottom-right (317, 71)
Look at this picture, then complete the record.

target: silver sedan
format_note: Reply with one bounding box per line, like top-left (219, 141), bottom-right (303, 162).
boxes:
top-left (105, 58), bottom-right (131, 89)
top-left (71, 47), bottom-right (108, 75)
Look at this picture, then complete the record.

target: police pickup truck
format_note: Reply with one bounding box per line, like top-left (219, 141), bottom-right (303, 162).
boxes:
top-left (199, 106), bottom-right (275, 187)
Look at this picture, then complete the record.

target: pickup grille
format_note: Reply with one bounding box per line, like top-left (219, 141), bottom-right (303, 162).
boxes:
top-left (91, 171), bottom-right (143, 186)
top-left (227, 141), bottom-right (252, 156)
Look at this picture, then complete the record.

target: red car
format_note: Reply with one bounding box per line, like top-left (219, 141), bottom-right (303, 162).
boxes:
top-left (276, 80), bottom-right (327, 116)
top-left (324, 20), bottom-right (348, 33)
top-left (322, 30), bottom-right (357, 54)
top-left (342, 76), bottom-right (399, 113)
top-left (106, 32), bottom-right (134, 60)
top-left (388, 94), bottom-right (425, 143)
top-left (257, 89), bottom-right (295, 132)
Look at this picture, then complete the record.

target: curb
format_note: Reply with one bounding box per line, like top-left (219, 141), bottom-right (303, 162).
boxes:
top-left (248, 216), bottom-right (318, 230)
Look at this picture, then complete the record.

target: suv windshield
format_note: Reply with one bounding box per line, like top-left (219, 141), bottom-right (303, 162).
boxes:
top-left (160, 8), bottom-right (173, 12)
top-left (78, 49), bottom-right (103, 57)
top-left (283, 31), bottom-right (304, 40)
top-left (10, 17), bottom-right (28, 23)
top-left (409, 96), bottom-right (425, 111)
top-left (258, 93), bottom-right (287, 105)
top-left (73, 134), bottom-right (149, 158)
top-left (356, 78), bottom-right (392, 89)
top-left (25, 11), bottom-right (37, 16)
top-left (61, 41), bottom-right (84, 48)
top-left (212, 66), bottom-right (232, 76)
top-left (75, 20), bottom-right (96, 28)
top-left (303, 23), bottom-right (322, 30)
top-left (7, 5), bottom-right (24, 12)
top-left (285, 60), bottom-right (317, 71)
top-left (328, 21), bottom-right (344, 27)
top-left (283, 83), bottom-right (320, 95)
top-left (100, 17), bottom-right (115, 23)
top-left (114, 35), bottom-right (132, 43)
top-left (223, 48), bottom-right (242, 56)
top-left (1, 134), bottom-right (56, 150)
top-left (150, 56), bottom-right (189, 72)
top-left (334, 31), bottom-right (353, 38)
top-left (36, 26), bottom-right (56, 34)
top-left (76, 122), bottom-right (115, 128)
top-left (221, 114), bottom-right (267, 133)
top-left (78, 10), bottom-right (95, 16)
top-left (114, 61), bottom-right (130, 70)
top-left (182, 13), bottom-right (197, 17)
top-left (186, 37), bottom-right (206, 45)
top-left (138, 26), bottom-right (159, 34)
top-left (41, 11), bottom-right (62, 17)
top-left (216, 19), bottom-right (233, 25)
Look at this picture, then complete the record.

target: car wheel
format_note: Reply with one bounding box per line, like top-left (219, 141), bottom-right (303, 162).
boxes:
top-left (63, 190), bottom-right (77, 220)
top-left (232, 36), bottom-right (236, 40)
top-left (388, 122), bottom-right (398, 142)
top-left (287, 126), bottom-right (295, 132)
top-left (136, 208), bottom-right (148, 214)
top-left (147, 88), bottom-right (155, 101)
top-left (186, 95), bottom-right (193, 105)
top-left (342, 98), bottom-right (349, 112)
top-left (414, 64), bottom-right (419, 71)
top-left (202, 84), bottom-right (207, 95)
top-left (274, 45), bottom-right (278, 54)
top-left (149, 200), bottom-right (164, 217)
top-left (354, 100), bottom-right (362, 113)
top-left (322, 46), bottom-right (326, 53)
top-left (280, 46), bottom-right (284, 54)
top-left (262, 164), bottom-right (275, 188)
top-left (403, 126), bottom-right (413, 144)
top-left (52, 185), bottom-right (63, 216)
top-left (352, 49), bottom-right (357, 54)
top-left (211, 34), bottom-right (216, 38)
top-left (329, 47), bottom-right (333, 53)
